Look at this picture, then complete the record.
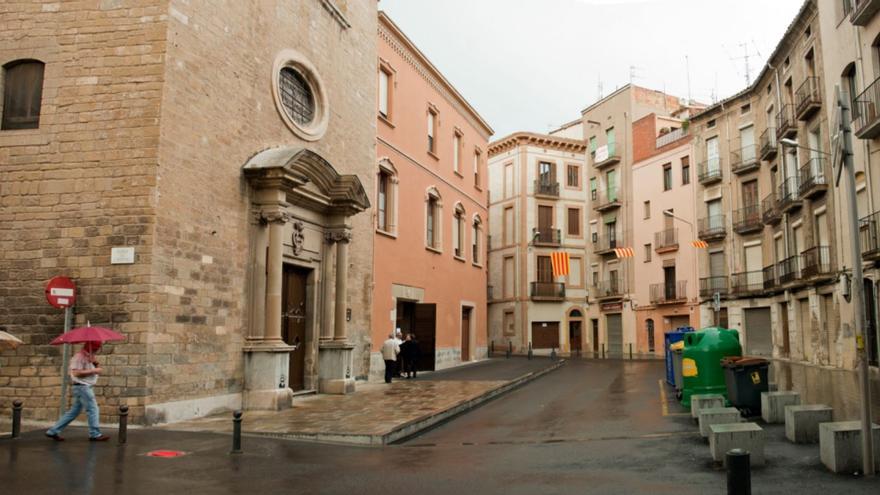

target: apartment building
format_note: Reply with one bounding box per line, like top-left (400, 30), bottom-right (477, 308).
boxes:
top-left (690, 0), bottom-right (880, 418)
top-left (571, 85), bottom-right (693, 358)
top-left (373, 13), bottom-right (493, 377)
top-left (487, 133), bottom-right (587, 355)
top-left (631, 113), bottom-right (700, 357)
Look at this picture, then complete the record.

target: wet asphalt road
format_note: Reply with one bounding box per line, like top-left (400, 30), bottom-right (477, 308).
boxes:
top-left (2, 358), bottom-right (879, 495)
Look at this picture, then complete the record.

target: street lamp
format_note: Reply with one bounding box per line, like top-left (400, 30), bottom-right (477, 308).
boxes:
top-left (781, 119), bottom-right (874, 475)
top-left (779, 138), bottom-right (831, 155)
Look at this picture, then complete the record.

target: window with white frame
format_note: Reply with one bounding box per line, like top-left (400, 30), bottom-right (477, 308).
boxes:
top-left (453, 203), bottom-right (466, 259)
top-left (426, 187), bottom-right (443, 250)
top-left (472, 215), bottom-right (482, 265)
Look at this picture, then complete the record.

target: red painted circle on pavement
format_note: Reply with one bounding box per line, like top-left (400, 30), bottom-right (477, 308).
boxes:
top-left (147, 450), bottom-right (187, 458)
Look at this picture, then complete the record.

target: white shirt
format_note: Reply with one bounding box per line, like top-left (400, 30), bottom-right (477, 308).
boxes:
top-left (70, 350), bottom-right (98, 386)
top-left (381, 338), bottom-right (400, 361)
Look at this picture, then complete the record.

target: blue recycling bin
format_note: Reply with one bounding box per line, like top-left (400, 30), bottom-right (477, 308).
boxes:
top-left (664, 327), bottom-right (694, 386)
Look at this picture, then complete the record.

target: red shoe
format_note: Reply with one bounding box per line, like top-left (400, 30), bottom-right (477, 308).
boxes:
top-left (45, 433), bottom-right (65, 441)
top-left (89, 435), bottom-right (110, 442)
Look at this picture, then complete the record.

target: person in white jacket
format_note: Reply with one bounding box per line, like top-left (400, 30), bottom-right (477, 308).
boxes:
top-left (381, 333), bottom-right (400, 383)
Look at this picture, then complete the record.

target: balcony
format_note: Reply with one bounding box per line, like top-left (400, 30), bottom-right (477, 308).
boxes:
top-left (530, 281), bottom-right (565, 302)
top-left (776, 104), bottom-right (797, 140)
top-left (593, 233), bottom-right (619, 256)
top-left (698, 215), bottom-right (726, 242)
top-left (853, 76), bottom-right (880, 139)
top-left (798, 159), bottom-right (828, 199)
top-left (593, 142), bottom-right (621, 169)
top-left (654, 228), bottom-right (679, 253)
top-left (860, 211), bottom-right (880, 262)
top-left (698, 157), bottom-right (723, 185)
top-left (595, 279), bottom-right (625, 300)
top-left (852, 0), bottom-right (880, 25)
top-left (795, 77), bottom-right (822, 121)
top-left (778, 177), bottom-right (802, 214)
top-left (733, 204), bottom-right (763, 235)
top-left (533, 227), bottom-right (561, 247)
top-left (593, 188), bottom-right (621, 212)
top-left (699, 276), bottom-right (729, 298)
top-left (656, 128), bottom-right (689, 148)
top-left (731, 145), bottom-right (760, 175)
top-left (650, 281), bottom-right (688, 305)
top-left (777, 255), bottom-right (802, 286)
top-left (800, 246), bottom-right (833, 280)
top-left (760, 127), bottom-right (778, 160)
top-left (762, 265), bottom-right (778, 292)
top-left (762, 191), bottom-right (781, 225)
top-left (731, 271), bottom-right (764, 296)
top-left (534, 179), bottom-right (560, 198)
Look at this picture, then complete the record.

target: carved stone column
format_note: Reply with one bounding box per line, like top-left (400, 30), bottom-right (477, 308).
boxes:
top-left (332, 230), bottom-right (352, 341)
top-left (263, 208), bottom-right (288, 345)
top-left (321, 234), bottom-right (336, 341)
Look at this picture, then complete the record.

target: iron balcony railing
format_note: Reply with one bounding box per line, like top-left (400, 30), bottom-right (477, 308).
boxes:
top-left (798, 158), bottom-right (828, 198)
top-left (762, 191), bottom-right (781, 224)
top-left (860, 211), bottom-right (880, 260)
top-left (733, 204), bottom-right (763, 234)
top-left (699, 276), bottom-right (728, 298)
top-left (851, 0), bottom-right (880, 25)
top-left (731, 271), bottom-right (764, 295)
top-left (594, 233), bottom-right (619, 253)
top-left (534, 179), bottom-right (560, 197)
top-left (795, 76), bottom-right (822, 120)
top-left (698, 215), bottom-right (726, 240)
top-left (595, 279), bottom-right (625, 299)
top-left (777, 255), bottom-right (801, 285)
top-left (853, 76), bottom-right (880, 139)
top-left (530, 281), bottom-right (565, 300)
top-left (532, 228), bottom-right (561, 246)
top-left (778, 176), bottom-right (802, 212)
top-left (800, 246), bottom-right (832, 279)
top-left (593, 188), bottom-right (621, 211)
top-left (656, 127), bottom-right (689, 148)
top-left (650, 280), bottom-right (688, 304)
top-left (776, 104), bottom-right (797, 138)
top-left (654, 228), bottom-right (679, 251)
top-left (698, 157), bottom-right (723, 184)
top-left (731, 144), bottom-right (759, 174)
top-left (760, 127), bottom-right (778, 159)
top-left (762, 265), bottom-right (777, 291)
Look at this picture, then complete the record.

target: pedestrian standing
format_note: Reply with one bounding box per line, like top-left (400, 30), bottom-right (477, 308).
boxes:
top-left (400, 333), bottom-right (420, 379)
top-left (46, 342), bottom-right (110, 441)
top-left (393, 329), bottom-right (404, 377)
top-left (381, 333), bottom-right (400, 384)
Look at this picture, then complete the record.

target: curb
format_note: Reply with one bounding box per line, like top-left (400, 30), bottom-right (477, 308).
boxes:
top-left (246, 359), bottom-right (567, 446)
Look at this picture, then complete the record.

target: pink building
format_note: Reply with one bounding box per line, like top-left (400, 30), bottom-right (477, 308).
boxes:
top-left (371, 13), bottom-right (493, 377)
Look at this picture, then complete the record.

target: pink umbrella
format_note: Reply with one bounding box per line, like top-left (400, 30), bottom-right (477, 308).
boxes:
top-left (50, 324), bottom-right (125, 345)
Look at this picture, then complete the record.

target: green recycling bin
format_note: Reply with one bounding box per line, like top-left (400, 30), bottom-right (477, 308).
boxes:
top-left (679, 327), bottom-right (742, 408)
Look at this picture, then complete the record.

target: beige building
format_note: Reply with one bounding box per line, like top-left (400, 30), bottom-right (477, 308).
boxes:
top-left (487, 133), bottom-right (588, 355)
top-left (0, 1), bottom-right (377, 424)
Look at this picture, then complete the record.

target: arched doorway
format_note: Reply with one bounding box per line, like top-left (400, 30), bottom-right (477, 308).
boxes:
top-left (568, 308), bottom-right (584, 356)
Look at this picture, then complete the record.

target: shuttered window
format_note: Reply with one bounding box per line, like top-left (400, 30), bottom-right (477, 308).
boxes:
top-left (567, 208), bottom-right (580, 236)
top-left (2, 60), bottom-right (45, 130)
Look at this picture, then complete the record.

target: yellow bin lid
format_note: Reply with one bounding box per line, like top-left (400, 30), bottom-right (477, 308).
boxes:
top-left (670, 341), bottom-right (685, 351)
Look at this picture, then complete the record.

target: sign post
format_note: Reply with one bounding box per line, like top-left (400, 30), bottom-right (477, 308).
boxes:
top-left (45, 276), bottom-right (76, 419)
top-left (712, 292), bottom-right (721, 327)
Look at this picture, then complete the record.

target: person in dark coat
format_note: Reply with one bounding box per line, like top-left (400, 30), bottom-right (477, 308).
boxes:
top-left (400, 333), bottom-right (421, 379)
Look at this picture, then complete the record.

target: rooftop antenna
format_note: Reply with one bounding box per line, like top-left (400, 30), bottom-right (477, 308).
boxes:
top-left (685, 55), bottom-right (692, 103)
top-left (629, 65), bottom-right (644, 85)
top-left (597, 73), bottom-right (604, 100)
top-left (729, 41), bottom-right (758, 86)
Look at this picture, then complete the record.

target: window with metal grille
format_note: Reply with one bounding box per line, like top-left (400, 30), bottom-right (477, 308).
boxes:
top-left (2, 60), bottom-right (45, 130)
top-left (278, 67), bottom-right (315, 126)
top-left (681, 156), bottom-right (691, 185)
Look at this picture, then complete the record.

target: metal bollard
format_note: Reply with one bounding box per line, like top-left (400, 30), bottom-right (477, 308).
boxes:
top-left (527, 342), bottom-right (533, 360)
top-left (726, 449), bottom-right (751, 495)
top-left (601, 343), bottom-right (606, 359)
top-left (117, 405), bottom-right (129, 445)
top-left (550, 348), bottom-right (557, 360)
top-left (629, 343), bottom-right (633, 360)
top-left (11, 400), bottom-right (22, 439)
top-left (231, 410), bottom-right (243, 454)
top-left (506, 341), bottom-right (512, 359)
top-left (490, 340), bottom-right (494, 356)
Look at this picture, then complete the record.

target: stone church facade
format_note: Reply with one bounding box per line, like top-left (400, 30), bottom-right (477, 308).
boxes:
top-left (0, 0), bottom-right (377, 424)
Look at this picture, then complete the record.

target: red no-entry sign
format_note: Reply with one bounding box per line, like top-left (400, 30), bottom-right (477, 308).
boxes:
top-left (45, 276), bottom-right (76, 309)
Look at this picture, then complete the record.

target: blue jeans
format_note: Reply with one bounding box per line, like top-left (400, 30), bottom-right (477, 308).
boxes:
top-left (47, 385), bottom-right (101, 438)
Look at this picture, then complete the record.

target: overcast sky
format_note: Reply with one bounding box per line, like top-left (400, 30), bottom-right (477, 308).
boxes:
top-left (379, 0), bottom-right (805, 138)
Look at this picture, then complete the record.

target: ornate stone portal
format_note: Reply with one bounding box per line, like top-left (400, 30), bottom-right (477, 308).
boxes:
top-left (242, 147), bottom-right (369, 409)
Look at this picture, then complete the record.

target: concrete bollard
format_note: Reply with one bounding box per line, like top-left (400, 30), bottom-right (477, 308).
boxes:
top-left (117, 405), bottom-right (129, 445)
top-left (231, 410), bottom-right (243, 454)
top-left (11, 400), bottom-right (22, 439)
top-left (726, 448), bottom-right (751, 495)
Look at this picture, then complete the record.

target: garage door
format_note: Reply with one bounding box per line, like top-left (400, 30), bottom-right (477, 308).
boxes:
top-left (743, 307), bottom-right (772, 357)
top-left (606, 314), bottom-right (623, 358)
top-left (667, 315), bottom-right (691, 331)
top-left (531, 322), bottom-right (559, 349)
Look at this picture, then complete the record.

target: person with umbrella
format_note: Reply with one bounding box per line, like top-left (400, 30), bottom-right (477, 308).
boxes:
top-left (46, 324), bottom-right (123, 442)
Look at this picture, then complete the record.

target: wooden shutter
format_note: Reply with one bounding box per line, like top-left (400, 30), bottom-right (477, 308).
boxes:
top-left (567, 208), bottom-right (580, 236)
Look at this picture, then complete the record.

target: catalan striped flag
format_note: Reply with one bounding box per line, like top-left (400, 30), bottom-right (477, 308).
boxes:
top-left (551, 252), bottom-right (570, 277)
top-left (691, 240), bottom-right (709, 249)
top-left (613, 247), bottom-right (635, 259)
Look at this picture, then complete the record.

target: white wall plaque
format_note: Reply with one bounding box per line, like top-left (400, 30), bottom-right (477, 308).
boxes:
top-left (111, 247), bottom-right (135, 264)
